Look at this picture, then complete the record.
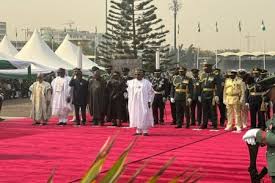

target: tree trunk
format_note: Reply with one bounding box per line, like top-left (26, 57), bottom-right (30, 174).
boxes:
top-left (132, 0), bottom-right (137, 58)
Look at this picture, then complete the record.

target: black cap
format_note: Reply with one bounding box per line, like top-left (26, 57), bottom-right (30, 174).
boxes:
top-left (154, 69), bottom-right (161, 73)
top-left (191, 68), bottom-right (199, 73)
top-left (122, 67), bottom-right (130, 72)
top-left (90, 66), bottom-right (99, 72)
top-left (252, 68), bottom-right (261, 73)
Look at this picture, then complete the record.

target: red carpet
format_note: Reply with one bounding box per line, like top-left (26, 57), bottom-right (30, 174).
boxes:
top-left (0, 111), bottom-right (272, 182)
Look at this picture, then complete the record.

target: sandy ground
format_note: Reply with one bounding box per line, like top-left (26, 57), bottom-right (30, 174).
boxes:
top-left (1, 98), bottom-right (31, 117)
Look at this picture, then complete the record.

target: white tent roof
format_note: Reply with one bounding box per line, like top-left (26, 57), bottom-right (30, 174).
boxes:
top-left (15, 30), bottom-right (73, 70)
top-left (55, 34), bottom-right (99, 70)
top-left (218, 51), bottom-right (275, 57)
top-left (0, 35), bottom-right (18, 56)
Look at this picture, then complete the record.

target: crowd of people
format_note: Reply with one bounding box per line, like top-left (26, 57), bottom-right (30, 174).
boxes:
top-left (26, 62), bottom-right (274, 135)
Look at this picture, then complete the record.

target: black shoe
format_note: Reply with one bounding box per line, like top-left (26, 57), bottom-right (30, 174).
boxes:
top-left (57, 122), bottom-right (63, 126)
top-left (32, 122), bottom-right (40, 125)
top-left (191, 123), bottom-right (195, 126)
top-left (213, 126), bottom-right (218, 130)
top-left (133, 133), bottom-right (142, 136)
top-left (143, 133), bottom-right (149, 136)
top-left (200, 125), bottom-right (207, 129)
top-left (160, 121), bottom-right (164, 125)
top-left (62, 122), bottom-right (67, 125)
top-left (175, 126), bottom-right (182, 128)
top-left (186, 125), bottom-right (190, 129)
top-left (42, 122), bottom-right (47, 126)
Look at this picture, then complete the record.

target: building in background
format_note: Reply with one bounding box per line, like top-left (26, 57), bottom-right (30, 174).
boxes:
top-left (0, 22), bottom-right (7, 40)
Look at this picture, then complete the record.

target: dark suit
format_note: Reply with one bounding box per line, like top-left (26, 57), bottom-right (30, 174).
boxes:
top-left (69, 78), bottom-right (89, 124)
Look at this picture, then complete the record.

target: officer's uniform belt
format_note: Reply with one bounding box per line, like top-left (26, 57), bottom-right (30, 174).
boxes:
top-left (175, 89), bottom-right (187, 93)
top-left (250, 92), bottom-right (265, 96)
top-left (226, 93), bottom-right (240, 96)
top-left (202, 88), bottom-right (214, 92)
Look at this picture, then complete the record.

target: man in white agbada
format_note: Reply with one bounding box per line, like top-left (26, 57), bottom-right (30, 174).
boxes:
top-left (127, 69), bottom-right (155, 136)
top-left (51, 68), bottom-right (72, 125)
top-left (29, 73), bottom-right (52, 125)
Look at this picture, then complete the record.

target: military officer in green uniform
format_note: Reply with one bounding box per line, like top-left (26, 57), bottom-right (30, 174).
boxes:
top-left (213, 68), bottom-right (226, 127)
top-left (243, 75), bottom-right (275, 182)
top-left (170, 67), bottom-right (193, 128)
top-left (190, 68), bottom-right (202, 126)
top-left (199, 62), bottom-right (221, 129)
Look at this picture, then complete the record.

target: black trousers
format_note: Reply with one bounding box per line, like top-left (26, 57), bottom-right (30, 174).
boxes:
top-left (175, 100), bottom-right (190, 127)
top-left (202, 99), bottom-right (217, 128)
top-left (152, 95), bottom-right (165, 124)
top-left (190, 99), bottom-right (202, 125)
top-left (75, 104), bottom-right (86, 124)
top-left (249, 103), bottom-right (265, 129)
top-left (217, 102), bottom-right (226, 126)
top-left (170, 101), bottom-right (176, 123)
top-left (272, 176), bottom-right (275, 183)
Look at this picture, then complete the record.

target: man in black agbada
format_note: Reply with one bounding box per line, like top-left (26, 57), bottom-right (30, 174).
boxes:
top-left (106, 71), bottom-right (125, 127)
top-left (69, 70), bottom-right (88, 126)
top-left (88, 70), bottom-right (107, 125)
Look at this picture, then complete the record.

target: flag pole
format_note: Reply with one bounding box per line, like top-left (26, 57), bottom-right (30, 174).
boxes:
top-left (263, 39), bottom-right (266, 70)
top-left (196, 22), bottom-right (200, 69)
top-left (15, 28), bottom-right (18, 50)
top-left (239, 21), bottom-right (242, 69)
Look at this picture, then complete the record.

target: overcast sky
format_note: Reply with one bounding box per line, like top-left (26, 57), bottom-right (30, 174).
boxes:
top-left (1, 0), bottom-right (275, 51)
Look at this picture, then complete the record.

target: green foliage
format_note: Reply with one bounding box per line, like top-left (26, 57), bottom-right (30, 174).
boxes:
top-left (47, 136), bottom-right (201, 183)
top-left (97, 0), bottom-right (170, 68)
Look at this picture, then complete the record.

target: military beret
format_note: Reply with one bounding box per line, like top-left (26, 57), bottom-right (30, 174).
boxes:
top-left (256, 75), bottom-right (275, 91)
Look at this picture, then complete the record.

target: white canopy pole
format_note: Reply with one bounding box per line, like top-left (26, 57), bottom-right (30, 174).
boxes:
top-left (77, 46), bottom-right (82, 69)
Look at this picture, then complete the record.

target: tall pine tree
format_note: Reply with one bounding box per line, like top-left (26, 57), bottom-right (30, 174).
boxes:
top-left (98, 0), bottom-right (170, 70)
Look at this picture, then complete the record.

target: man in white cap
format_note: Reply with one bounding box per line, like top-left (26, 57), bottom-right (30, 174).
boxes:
top-left (29, 73), bottom-right (52, 125)
top-left (127, 69), bottom-right (155, 136)
top-left (51, 68), bottom-right (72, 125)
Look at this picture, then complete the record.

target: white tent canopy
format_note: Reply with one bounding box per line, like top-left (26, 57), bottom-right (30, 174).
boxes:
top-left (0, 35), bottom-right (18, 56)
top-left (15, 30), bottom-right (73, 70)
top-left (218, 51), bottom-right (275, 57)
top-left (55, 34), bottom-right (99, 70)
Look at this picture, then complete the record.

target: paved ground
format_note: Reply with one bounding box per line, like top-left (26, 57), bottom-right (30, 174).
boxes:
top-left (1, 98), bottom-right (31, 117)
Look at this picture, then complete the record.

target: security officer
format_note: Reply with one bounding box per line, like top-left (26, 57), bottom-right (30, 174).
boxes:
top-left (121, 67), bottom-right (133, 122)
top-left (238, 69), bottom-right (249, 129)
top-left (243, 75), bottom-right (275, 183)
top-left (169, 67), bottom-right (179, 125)
top-left (213, 68), bottom-right (226, 127)
top-left (200, 62), bottom-right (221, 130)
top-left (190, 68), bottom-right (202, 126)
top-left (152, 69), bottom-right (168, 124)
top-left (170, 66), bottom-right (193, 128)
top-left (261, 69), bottom-right (271, 120)
top-left (246, 68), bottom-right (266, 129)
top-left (223, 70), bottom-right (245, 132)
